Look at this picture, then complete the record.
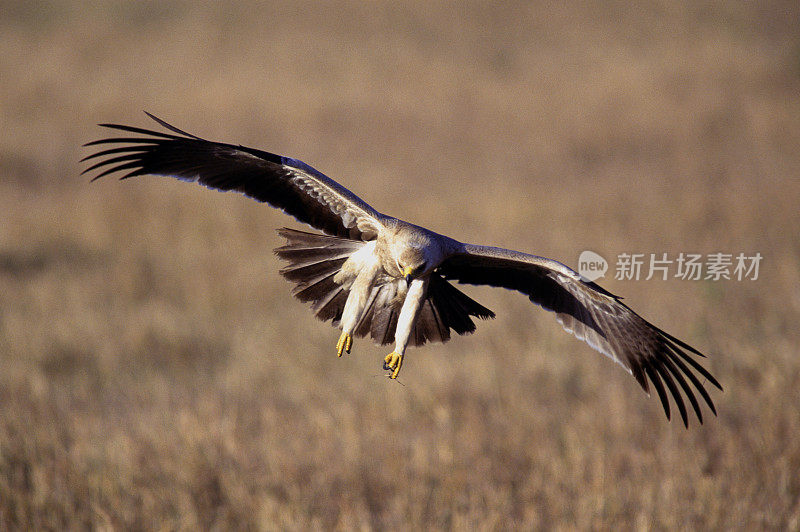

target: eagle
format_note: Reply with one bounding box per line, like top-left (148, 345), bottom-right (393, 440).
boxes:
top-left (83, 112), bottom-right (721, 427)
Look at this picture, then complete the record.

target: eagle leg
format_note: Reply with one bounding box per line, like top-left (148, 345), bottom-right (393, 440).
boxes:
top-left (336, 332), bottom-right (352, 357)
top-left (383, 351), bottom-right (403, 379)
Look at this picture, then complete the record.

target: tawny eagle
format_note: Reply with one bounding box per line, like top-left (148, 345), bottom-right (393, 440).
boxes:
top-left (83, 113), bottom-right (721, 427)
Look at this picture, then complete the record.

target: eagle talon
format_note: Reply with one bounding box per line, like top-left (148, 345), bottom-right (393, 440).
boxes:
top-left (336, 332), bottom-right (352, 357)
top-left (383, 351), bottom-right (403, 379)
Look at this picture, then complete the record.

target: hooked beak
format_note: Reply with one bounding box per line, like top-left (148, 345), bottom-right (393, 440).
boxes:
top-left (403, 266), bottom-right (414, 286)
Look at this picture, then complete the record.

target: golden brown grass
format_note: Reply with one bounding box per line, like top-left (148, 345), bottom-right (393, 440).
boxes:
top-left (2, 1), bottom-right (800, 529)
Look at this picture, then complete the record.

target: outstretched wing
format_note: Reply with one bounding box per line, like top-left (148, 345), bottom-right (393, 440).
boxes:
top-left (438, 244), bottom-right (722, 427)
top-left (82, 112), bottom-right (383, 240)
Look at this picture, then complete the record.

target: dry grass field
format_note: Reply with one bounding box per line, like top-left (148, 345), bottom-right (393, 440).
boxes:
top-left (2, 1), bottom-right (800, 529)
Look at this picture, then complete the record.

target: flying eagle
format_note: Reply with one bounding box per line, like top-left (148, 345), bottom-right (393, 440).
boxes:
top-left (83, 113), bottom-right (721, 427)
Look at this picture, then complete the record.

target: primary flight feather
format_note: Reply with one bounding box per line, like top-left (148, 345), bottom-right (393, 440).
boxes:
top-left (83, 112), bottom-right (722, 427)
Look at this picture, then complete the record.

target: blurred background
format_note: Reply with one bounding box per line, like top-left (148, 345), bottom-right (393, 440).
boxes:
top-left (1, 1), bottom-right (799, 528)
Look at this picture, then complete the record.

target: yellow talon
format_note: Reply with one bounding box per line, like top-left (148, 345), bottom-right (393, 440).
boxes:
top-left (383, 351), bottom-right (403, 379)
top-left (336, 332), bottom-right (352, 357)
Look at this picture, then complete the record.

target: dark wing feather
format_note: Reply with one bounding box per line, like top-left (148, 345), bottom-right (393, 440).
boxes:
top-left (274, 228), bottom-right (364, 324)
top-left (83, 112), bottom-right (383, 240)
top-left (438, 244), bottom-right (722, 427)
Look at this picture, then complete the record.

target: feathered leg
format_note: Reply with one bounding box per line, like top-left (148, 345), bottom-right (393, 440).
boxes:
top-left (385, 278), bottom-right (428, 379)
top-left (336, 251), bottom-right (381, 357)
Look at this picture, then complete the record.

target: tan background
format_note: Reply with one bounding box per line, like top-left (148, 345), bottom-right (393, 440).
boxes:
top-left (1, 1), bottom-right (799, 528)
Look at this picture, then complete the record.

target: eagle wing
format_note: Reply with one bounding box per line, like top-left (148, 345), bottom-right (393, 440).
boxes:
top-left (82, 112), bottom-right (383, 240)
top-left (438, 243), bottom-right (722, 427)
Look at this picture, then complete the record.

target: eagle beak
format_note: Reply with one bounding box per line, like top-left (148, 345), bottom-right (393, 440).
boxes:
top-left (403, 266), bottom-right (414, 286)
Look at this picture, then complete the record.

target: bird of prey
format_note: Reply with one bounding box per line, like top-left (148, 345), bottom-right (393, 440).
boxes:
top-left (83, 112), bottom-right (721, 427)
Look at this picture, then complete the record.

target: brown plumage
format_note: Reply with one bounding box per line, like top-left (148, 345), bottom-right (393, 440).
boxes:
top-left (83, 113), bottom-right (722, 427)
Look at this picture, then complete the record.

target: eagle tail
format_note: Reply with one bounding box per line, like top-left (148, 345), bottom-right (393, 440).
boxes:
top-left (354, 273), bottom-right (496, 347)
